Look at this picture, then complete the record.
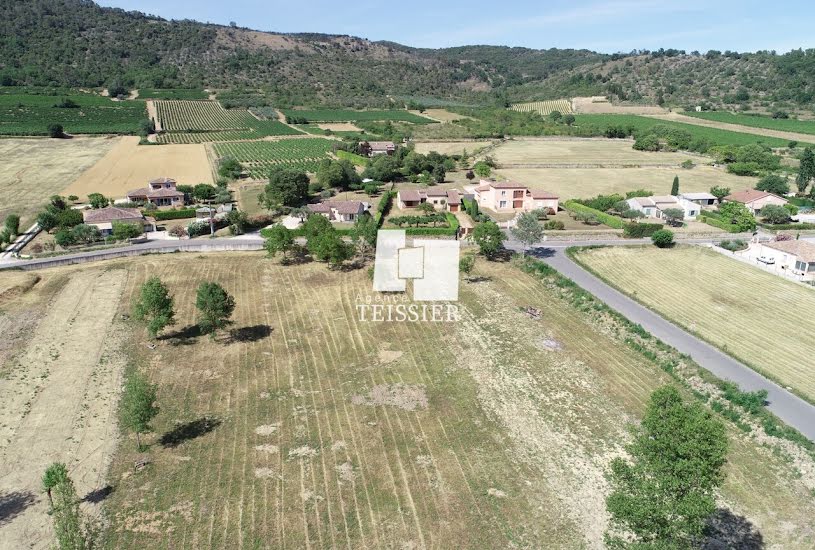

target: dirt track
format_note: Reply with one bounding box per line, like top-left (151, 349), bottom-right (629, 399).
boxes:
top-left (0, 268), bottom-right (128, 548)
top-left (645, 112), bottom-right (815, 144)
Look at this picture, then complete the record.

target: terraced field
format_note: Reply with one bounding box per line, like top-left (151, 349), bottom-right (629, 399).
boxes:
top-left (213, 138), bottom-right (334, 177)
top-left (573, 246), bottom-right (815, 402)
top-left (510, 99), bottom-right (572, 116)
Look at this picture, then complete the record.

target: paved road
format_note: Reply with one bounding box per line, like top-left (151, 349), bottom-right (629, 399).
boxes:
top-left (510, 242), bottom-right (815, 441)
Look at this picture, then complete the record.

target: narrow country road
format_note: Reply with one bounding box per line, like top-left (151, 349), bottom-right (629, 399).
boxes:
top-left (512, 242), bottom-right (815, 441)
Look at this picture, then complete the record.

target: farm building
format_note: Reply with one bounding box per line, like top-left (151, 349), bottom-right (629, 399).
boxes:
top-left (396, 189), bottom-right (462, 212)
top-left (472, 180), bottom-right (559, 214)
top-left (126, 177), bottom-right (185, 208)
top-left (82, 207), bottom-right (155, 235)
top-left (627, 195), bottom-right (700, 220)
top-left (724, 189), bottom-right (788, 215)
top-left (749, 240), bottom-right (815, 282)
top-left (307, 200), bottom-right (369, 222)
top-left (681, 192), bottom-right (717, 207)
top-left (359, 141), bottom-right (396, 157)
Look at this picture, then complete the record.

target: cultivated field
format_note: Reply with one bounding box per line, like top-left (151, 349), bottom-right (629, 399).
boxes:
top-left (0, 92), bottom-right (145, 135)
top-left (281, 109), bottom-right (436, 124)
top-left (490, 138), bottom-right (697, 166)
top-left (0, 137), bottom-right (119, 226)
top-left (316, 123), bottom-right (362, 132)
top-left (650, 112), bottom-right (815, 145)
top-left (138, 89), bottom-right (209, 100)
top-left (415, 109), bottom-right (472, 123)
top-left (214, 138), bottom-right (335, 178)
top-left (572, 97), bottom-right (667, 115)
top-left (574, 246), bottom-right (815, 402)
top-left (1, 255), bottom-right (814, 548)
top-left (62, 136), bottom-right (214, 200)
top-left (495, 165), bottom-right (753, 200)
top-left (510, 99), bottom-right (572, 116)
top-left (413, 140), bottom-right (494, 156)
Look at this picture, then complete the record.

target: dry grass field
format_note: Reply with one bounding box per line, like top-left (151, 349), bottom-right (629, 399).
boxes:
top-left (2, 254), bottom-right (814, 548)
top-left (497, 166), bottom-right (754, 200)
top-left (62, 136), bottom-right (214, 200)
top-left (491, 138), bottom-right (698, 166)
top-left (413, 140), bottom-right (494, 156)
top-left (574, 246), bottom-right (815, 402)
top-left (316, 123), bottom-right (362, 132)
top-left (0, 137), bottom-right (118, 226)
top-left (572, 97), bottom-right (667, 115)
top-left (414, 109), bottom-right (474, 122)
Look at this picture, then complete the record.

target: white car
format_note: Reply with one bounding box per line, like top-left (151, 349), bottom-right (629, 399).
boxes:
top-left (757, 256), bottom-right (775, 265)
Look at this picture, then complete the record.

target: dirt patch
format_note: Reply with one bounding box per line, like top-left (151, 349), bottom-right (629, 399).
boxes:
top-left (254, 467), bottom-right (276, 479)
top-left (538, 338), bottom-right (563, 352)
top-left (378, 349), bottom-right (404, 364)
top-left (487, 488), bottom-right (507, 498)
top-left (255, 424), bottom-right (280, 436)
top-left (254, 444), bottom-right (279, 454)
top-left (351, 384), bottom-right (429, 411)
top-left (287, 445), bottom-right (318, 460)
top-left (335, 461), bottom-right (355, 483)
top-left (62, 136), bottom-right (214, 201)
top-left (317, 122), bottom-right (362, 132)
top-left (0, 268), bottom-right (128, 548)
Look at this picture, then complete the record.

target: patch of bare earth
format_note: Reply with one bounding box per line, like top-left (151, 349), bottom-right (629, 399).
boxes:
top-left (0, 268), bottom-right (128, 548)
top-left (351, 384), bottom-right (429, 412)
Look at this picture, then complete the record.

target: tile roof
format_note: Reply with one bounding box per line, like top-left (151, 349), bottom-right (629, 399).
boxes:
top-left (149, 177), bottom-right (177, 185)
top-left (307, 201), bottom-right (365, 215)
top-left (145, 187), bottom-right (184, 198)
top-left (446, 190), bottom-right (461, 205)
top-left (630, 197), bottom-right (656, 207)
top-left (398, 190), bottom-right (422, 202)
top-left (83, 207), bottom-right (144, 224)
top-left (491, 180), bottom-right (528, 189)
top-left (764, 240), bottom-right (815, 263)
top-left (425, 188), bottom-right (448, 197)
top-left (366, 141), bottom-right (396, 150)
top-left (724, 189), bottom-right (786, 204)
top-left (530, 190), bottom-right (558, 200)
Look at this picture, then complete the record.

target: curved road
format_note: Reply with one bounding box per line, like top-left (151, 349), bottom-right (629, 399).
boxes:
top-left (3, 235), bottom-right (815, 440)
top-left (513, 242), bottom-right (815, 441)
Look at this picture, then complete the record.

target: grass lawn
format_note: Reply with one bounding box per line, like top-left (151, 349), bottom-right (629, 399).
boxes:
top-left (573, 245), bottom-right (815, 403)
top-left (1, 255), bottom-right (814, 547)
top-left (686, 111), bottom-right (815, 137)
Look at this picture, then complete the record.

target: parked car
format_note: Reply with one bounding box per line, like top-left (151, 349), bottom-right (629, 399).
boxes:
top-left (757, 255), bottom-right (775, 265)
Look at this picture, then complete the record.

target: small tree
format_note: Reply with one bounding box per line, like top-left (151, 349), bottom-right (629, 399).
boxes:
top-left (4, 213), bottom-right (20, 236)
top-left (549, 110), bottom-right (562, 122)
top-left (260, 169), bottom-right (310, 209)
top-left (661, 208), bottom-right (685, 227)
top-left (710, 186), bottom-right (730, 204)
top-left (132, 276), bottom-right (176, 339)
top-left (87, 193), bottom-right (109, 209)
top-left (42, 462), bottom-right (69, 508)
top-left (196, 282), bottom-right (236, 336)
top-left (417, 202), bottom-right (435, 214)
top-left (510, 212), bottom-right (545, 256)
top-left (651, 229), bottom-right (674, 248)
top-left (50, 468), bottom-right (98, 549)
top-left (761, 204), bottom-right (792, 225)
top-left (756, 174), bottom-right (790, 196)
top-left (472, 221), bottom-right (505, 260)
top-left (264, 224), bottom-right (296, 261)
top-left (606, 386), bottom-right (727, 548)
top-left (112, 221), bottom-right (143, 241)
top-left (719, 202), bottom-right (757, 232)
top-left (473, 161), bottom-right (491, 178)
top-left (670, 175), bottom-right (680, 196)
top-left (563, 114), bottom-right (576, 126)
top-left (121, 371), bottom-right (159, 451)
top-left (309, 229), bottom-right (353, 269)
top-left (459, 254), bottom-right (475, 281)
top-left (48, 123), bottom-right (64, 138)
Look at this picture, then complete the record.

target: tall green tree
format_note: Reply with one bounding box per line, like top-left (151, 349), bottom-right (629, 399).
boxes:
top-left (4, 213), bottom-right (20, 236)
top-left (49, 467), bottom-right (97, 549)
top-left (718, 202), bottom-right (757, 232)
top-left (132, 276), bottom-right (176, 339)
top-left (709, 186), bottom-right (730, 204)
top-left (121, 371), bottom-right (159, 451)
top-left (42, 462), bottom-right (69, 508)
top-left (670, 175), bottom-right (680, 196)
top-left (797, 147), bottom-right (815, 194)
top-left (606, 386), bottom-right (727, 548)
top-left (196, 282), bottom-right (236, 335)
top-left (260, 169), bottom-right (310, 209)
top-left (87, 193), bottom-right (109, 209)
top-left (756, 174), bottom-right (789, 196)
top-left (510, 212), bottom-right (545, 256)
top-left (472, 221), bottom-right (505, 260)
top-left (264, 224), bottom-right (296, 261)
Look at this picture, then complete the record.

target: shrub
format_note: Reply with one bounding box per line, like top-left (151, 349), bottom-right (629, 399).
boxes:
top-left (169, 225), bottom-right (188, 238)
top-left (681, 159), bottom-right (694, 169)
top-left (152, 208), bottom-right (197, 221)
top-left (187, 220), bottom-right (210, 237)
top-left (755, 174), bottom-right (790, 196)
top-left (651, 229), bottom-right (674, 248)
top-left (719, 239), bottom-right (748, 252)
top-left (112, 222), bottom-right (143, 241)
top-left (544, 220), bottom-right (565, 230)
top-left (623, 223), bottom-right (663, 238)
top-left (564, 201), bottom-right (625, 229)
top-left (54, 229), bottom-right (77, 247)
top-left (761, 204), bottom-right (792, 225)
top-left (48, 124), bottom-right (64, 138)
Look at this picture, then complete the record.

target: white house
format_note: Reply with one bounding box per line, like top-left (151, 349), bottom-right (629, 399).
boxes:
top-left (307, 200), bottom-right (369, 222)
top-left (627, 195), bottom-right (700, 220)
top-left (681, 192), bottom-right (717, 207)
top-left (751, 240), bottom-right (815, 282)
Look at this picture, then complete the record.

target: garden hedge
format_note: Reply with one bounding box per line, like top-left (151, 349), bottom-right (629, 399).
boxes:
top-left (150, 208), bottom-right (197, 221)
top-left (563, 200), bottom-right (625, 229)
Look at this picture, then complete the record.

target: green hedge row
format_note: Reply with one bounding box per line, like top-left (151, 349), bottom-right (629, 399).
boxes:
top-left (402, 213), bottom-right (460, 236)
top-left (700, 215), bottom-right (740, 233)
top-left (563, 201), bottom-right (625, 229)
top-left (789, 196), bottom-right (815, 207)
top-left (149, 208), bottom-right (197, 221)
top-left (623, 223), bottom-right (664, 238)
top-left (757, 222), bottom-right (815, 231)
top-left (375, 190), bottom-right (395, 227)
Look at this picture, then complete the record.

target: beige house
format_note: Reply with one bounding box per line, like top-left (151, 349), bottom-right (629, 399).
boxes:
top-left (359, 141), bottom-right (396, 157)
top-left (752, 240), bottom-right (815, 281)
top-left (307, 200), bottom-right (369, 222)
top-left (724, 189), bottom-right (788, 215)
top-left (473, 180), bottom-right (559, 213)
top-left (396, 189), bottom-right (462, 212)
top-left (126, 177), bottom-right (185, 208)
top-left (82, 207), bottom-right (155, 235)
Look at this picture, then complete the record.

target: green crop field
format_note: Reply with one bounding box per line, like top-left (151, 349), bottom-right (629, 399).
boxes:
top-left (0, 93), bottom-right (145, 135)
top-left (573, 114), bottom-right (799, 148)
top-left (281, 109), bottom-right (436, 124)
top-left (511, 99), bottom-right (572, 116)
top-left (686, 111), bottom-right (815, 136)
top-left (139, 89), bottom-right (208, 100)
top-left (214, 138), bottom-right (335, 177)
